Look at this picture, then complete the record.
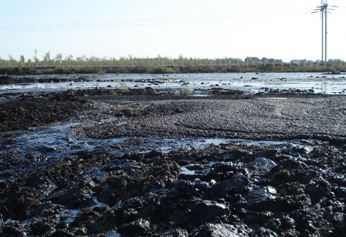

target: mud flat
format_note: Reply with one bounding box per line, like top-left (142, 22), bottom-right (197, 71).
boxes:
top-left (77, 95), bottom-right (346, 141)
top-left (0, 88), bottom-right (346, 236)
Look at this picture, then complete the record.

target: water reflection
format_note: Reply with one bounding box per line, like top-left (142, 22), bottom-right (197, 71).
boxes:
top-left (0, 117), bottom-right (323, 182)
top-left (1, 72), bottom-right (346, 95)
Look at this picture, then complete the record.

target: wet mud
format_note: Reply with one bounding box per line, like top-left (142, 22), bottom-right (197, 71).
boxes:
top-left (0, 87), bottom-right (346, 236)
top-left (0, 75), bottom-right (90, 85)
top-left (78, 94), bottom-right (346, 142)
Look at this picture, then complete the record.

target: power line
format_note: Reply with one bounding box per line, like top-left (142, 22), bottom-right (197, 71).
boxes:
top-left (0, 0), bottom-right (177, 11)
top-left (284, 18), bottom-right (319, 61)
top-left (0, 8), bottom-right (310, 32)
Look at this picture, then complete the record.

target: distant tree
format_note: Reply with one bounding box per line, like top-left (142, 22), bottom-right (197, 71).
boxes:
top-left (76, 55), bottom-right (86, 62)
top-left (245, 56), bottom-right (259, 62)
top-left (28, 59), bottom-right (33, 68)
top-left (19, 55), bottom-right (25, 63)
top-left (55, 53), bottom-right (62, 63)
top-left (43, 51), bottom-right (51, 61)
top-left (33, 53), bottom-right (39, 64)
top-left (8, 55), bottom-right (17, 66)
top-left (63, 55), bottom-right (74, 66)
top-left (76, 55), bottom-right (86, 67)
top-left (89, 55), bottom-right (100, 63)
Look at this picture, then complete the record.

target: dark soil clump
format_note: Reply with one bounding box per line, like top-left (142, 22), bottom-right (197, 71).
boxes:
top-left (0, 141), bottom-right (346, 236)
top-left (0, 93), bottom-right (91, 132)
top-left (0, 88), bottom-right (346, 236)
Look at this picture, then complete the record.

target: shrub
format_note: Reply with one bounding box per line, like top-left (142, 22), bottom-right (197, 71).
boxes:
top-left (129, 67), bottom-right (150, 73)
top-left (180, 88), bottom-right (193, 96)
top-left (150, 67), bottom-right (176, 74)
top-left (0, 67), bottom-right (23, 74)
top-left (119, 83), bottom-right (130, 93)
top-left (329, 67), bottom-right (340, 74)
top-left (42, 69), bottom-right (55, 74)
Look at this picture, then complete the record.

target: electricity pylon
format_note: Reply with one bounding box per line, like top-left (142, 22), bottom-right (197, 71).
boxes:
top-left (312, 1), bottom-right (339, 67)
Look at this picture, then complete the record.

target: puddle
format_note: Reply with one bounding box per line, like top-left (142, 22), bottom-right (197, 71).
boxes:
top-left (258, 97), bottom-right (288, 100)
top-left (231, 140), bottom-right (287, 146)
top-left (105, 230), bottom-right (122, 237)
top-left (181, 166), bottom-right (196, 175)
top-left (61, 209), bottom-right (80, 227)
top-left (1, 72), bottom-right (346, 95)
top-left (0, 116), bottom-right (322, 182)
top-left (180, 164), bottom-right (212, 177)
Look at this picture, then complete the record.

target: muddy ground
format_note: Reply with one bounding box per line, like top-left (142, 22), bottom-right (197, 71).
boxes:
top-left (0, 75), bottom-right (90, 85)
top-left (0, 87), bottom-right (346, 236)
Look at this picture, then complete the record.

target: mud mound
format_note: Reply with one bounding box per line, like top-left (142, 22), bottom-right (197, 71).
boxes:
top-left (0, 93), bottom-right (91, 132)
top-left (78, 96), bottom-right (346, 141)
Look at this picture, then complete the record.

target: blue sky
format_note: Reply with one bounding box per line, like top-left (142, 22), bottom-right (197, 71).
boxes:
top-left (0, 0), bottom-right (345, 62)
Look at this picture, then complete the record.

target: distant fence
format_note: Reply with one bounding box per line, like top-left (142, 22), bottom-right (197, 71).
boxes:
top-left (1, 59), bottom-right (345, 70)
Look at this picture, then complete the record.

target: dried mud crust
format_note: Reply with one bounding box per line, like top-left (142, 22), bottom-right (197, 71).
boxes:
top-left (77, 95), bottom-right (346, 142)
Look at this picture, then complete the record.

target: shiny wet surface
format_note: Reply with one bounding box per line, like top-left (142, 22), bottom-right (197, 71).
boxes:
top-left (1, 80), bottom-right (346, 236)
top-left (1, 72), bottom-right (346, 95)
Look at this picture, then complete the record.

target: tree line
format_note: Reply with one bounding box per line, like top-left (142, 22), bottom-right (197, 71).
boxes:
top-left (0, 52), bottom-right (344, 74)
